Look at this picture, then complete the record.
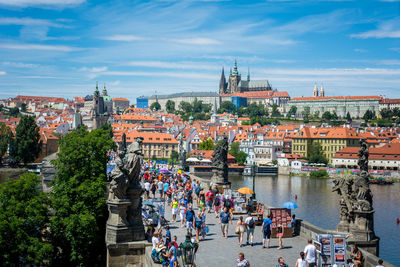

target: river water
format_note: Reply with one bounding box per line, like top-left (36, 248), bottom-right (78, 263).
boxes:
top-left (227, 175), bottom-right (400, 266)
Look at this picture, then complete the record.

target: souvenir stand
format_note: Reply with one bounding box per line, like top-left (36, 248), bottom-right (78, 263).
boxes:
top-left (315, 234), bottom-right (347, 267)
top-left (223, 188), bottom-right (248, 214)
top-left (269, 208), bottom-right (293, 238)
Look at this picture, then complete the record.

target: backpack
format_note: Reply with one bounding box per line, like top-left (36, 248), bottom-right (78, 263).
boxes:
top-left (195, 187), bottom-right (201, 195)
top-left (214, 197), bottom-right (220, 206)
top-left (248, 218), bottom-right (255, 229)
top-left (263, 220), bottom-right (271, 232)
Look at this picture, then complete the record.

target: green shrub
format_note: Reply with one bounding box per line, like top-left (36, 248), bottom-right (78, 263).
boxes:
top-left (309, 170), bottom-right (328, 178)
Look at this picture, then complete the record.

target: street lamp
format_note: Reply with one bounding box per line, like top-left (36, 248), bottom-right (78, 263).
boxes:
top-left (178, 233), bottom-right (199, 267)
top-left (252, 162), bottom-right (256, 199)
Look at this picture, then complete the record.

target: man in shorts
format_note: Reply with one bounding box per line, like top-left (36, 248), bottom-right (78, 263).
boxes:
top-left (219, 207), bottom-right (232, 239)
top-left (185, 205), bottom-right (195, 235)
top-left (262, 215), bottom-right (272, 248)
top-left (205, 189), bottom-right (214, 213)
top-left (245, 212), bottom-right (255, 246)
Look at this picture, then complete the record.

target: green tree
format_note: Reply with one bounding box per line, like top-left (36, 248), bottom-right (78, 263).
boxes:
top-left (322, 111), bottom-right (332, 121)
top-left (379, 108), bottom-right (392, 119)
top-left (228, 142), bottom-right (240, 158)
top-left (363, 110), bottom-right (376, 122)
top-left (271, 104), bottom-right (281, 117)
top-left (20, 103), bottom-right (27, 112)
top-left (219, 101), bottom-right (237, 114)
top-left (308, 141), bottom-right (328, 165)
top-left (100, 122), bottom-right (113, 138)
top-left (0, 173), bottom-right (53, 265)
top-left (165, 100), bottom-right (175, 114)
top-left (198, 138), bottom-right (215, 150)
top-left (236, 151), bottom-right (248, 165)
top-left (346, 112), bottom-right (352, 122)
top-left (0, 122), bottom-right (12, 166)
top-left (179, 101), bottom-right (192, 113)
top-left (50, 127), bottom-right (115, 266)
top-left (150, 101), bottom-right (161, 111)
top-left (14, 116), bottom-right (42, 165)
top-left (169, 150), bottom-right (179, 165)
top-left (302, 106), bottom-right (311, 123)
top-left (237, 107), bottom-right (247, 117)
top-left (9, 107), bottom-right (19, 117)
top-left (192, 98), bottom-right (203, 113)
top-left (331, 111), bottom-right (338, 120)
top-left (286, 106), bottom-right (297, 118)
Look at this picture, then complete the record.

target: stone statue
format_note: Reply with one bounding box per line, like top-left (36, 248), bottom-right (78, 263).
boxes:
top-left (178, 133), bottom-right (188, 171)
top-left (333, 139), bottom-right (377, 251)
top-left (106, 135), bottom-right (145, 244)
top-left (211, 135), bottom-right (229, 184)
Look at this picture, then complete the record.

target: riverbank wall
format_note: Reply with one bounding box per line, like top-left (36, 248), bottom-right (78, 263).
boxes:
top-left (189, 174), bottom-right (394, 267)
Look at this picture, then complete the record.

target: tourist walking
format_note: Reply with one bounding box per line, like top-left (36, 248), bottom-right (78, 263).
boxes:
top-left (276, 257), bottom-right (289, 267)
top-left (179, 199), bottom-right (186, 228)
top-left (171, 197), bottom-right (179, 223)
top-left (304, 239), bottom-right (316, 267)
top-left (245, 212), bottom-right (255, 246)
top-left (158, 180), bottom-right (164, 199)
top-left (185, 205), bottom-right (195, 235)
top-left (144, 180), bottom-right (150, 200)
top-left (219, 207), bottom-right (232, 239)
top-left (262, 215), bottom-right (272, 248)
top-left (151, 181), bottom-right (157, 199)
top-left (213, 193), bottom-right (221, 217)
top-left (236, 216), bottom-right (247, 247)
top-left (194, 212), bottom-right (203, 242)
top-left (236, 252), bottom-right (250, 267)
top-left (276, 223), bottom-right (284, 249)
top-left (206, 189), bottom-right (214, 213)
top-left (376, 259), bottom-right (384, 267)
top-left (295, 251), bottom-right (309, 267)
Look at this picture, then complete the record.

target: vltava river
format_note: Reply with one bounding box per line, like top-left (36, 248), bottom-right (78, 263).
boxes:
top-left (228, 175), bottom-right (400, 266)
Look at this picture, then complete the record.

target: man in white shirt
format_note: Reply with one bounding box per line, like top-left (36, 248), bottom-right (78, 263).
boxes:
top-left (144, 181), bottom-right (150, 199)
top-left (304, 239), bottom-right (316, 267)
top-left (244, 212), bottom-right (255, 246)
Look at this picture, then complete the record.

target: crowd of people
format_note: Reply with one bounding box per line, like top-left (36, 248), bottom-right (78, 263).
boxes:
top-left (139, 162), bottom-right (386, 267)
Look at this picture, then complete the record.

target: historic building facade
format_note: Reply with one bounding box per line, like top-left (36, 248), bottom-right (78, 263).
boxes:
top-left (219, 60), bottom-right (272, 94)
top-left (82, 83), bottom-right (112, 130)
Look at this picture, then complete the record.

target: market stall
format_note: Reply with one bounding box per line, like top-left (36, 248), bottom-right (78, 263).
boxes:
top-left (269, 208), bottom-right (293, 238)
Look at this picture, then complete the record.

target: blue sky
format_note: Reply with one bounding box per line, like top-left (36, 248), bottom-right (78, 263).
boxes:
top-left (0, 0), bottom-right (399, 102)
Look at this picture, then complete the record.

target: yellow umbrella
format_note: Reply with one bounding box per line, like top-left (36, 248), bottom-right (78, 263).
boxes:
top-left (177, 170), bottom-right (185, 175)
top-left (237, 187), bottom-right (254, 195)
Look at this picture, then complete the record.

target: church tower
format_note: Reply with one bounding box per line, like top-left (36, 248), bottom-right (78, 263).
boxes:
top-left (320, 84), bottom-right (325, 97)
top-left (313, 83), bottom-right (319, 97)
top-left (102, 84), bottom-right (108, 96)
top-left (219, 67), bottom-right (227, 94)
top-left (228, 60), bottom-right (241, 94)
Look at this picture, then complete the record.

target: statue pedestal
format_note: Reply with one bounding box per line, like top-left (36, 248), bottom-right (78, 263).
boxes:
top-left (107, 241), bottom-right (152, 267)
top-left (336, 220), bottom-right (350, 233)
top-left (347, 210), bottom-right (379, 256)
top-left (106, 199), bottom-right (135, 244)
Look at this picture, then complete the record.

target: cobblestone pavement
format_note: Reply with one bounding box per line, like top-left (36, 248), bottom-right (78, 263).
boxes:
top-left (157, 199), bottom-right (308, 267)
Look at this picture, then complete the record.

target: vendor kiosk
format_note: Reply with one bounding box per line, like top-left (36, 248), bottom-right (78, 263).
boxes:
top-left (223, 188), bottom-right (247, 214)
top-left (315, 234), bottom-right (347, 267)
top-left (269, 208), bottom-right (293, 238)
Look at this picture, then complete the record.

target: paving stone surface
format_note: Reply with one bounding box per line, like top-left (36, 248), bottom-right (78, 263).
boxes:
top-left (157, 198), bottom-right (308, 267)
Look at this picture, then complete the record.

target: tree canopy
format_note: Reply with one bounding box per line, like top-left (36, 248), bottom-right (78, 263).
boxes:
top-left (363, 109), bottom-right (376, 122)
top-left (218, 101), bottom-right (237, 114)
top-left (0, 122), bottom-right (12, 165)
top-left (198, 138), bottom-right (215, 150)
top-left (308, 141), bottom-right (328, 165)
top-left (286, 106), bottom-right (297, 118)
top-left (150, 101), bottom-right (161, 111)
top-left (50, 127), bottom-right (115, 266)
top-left (228, 142), bottom-right (247, 165)
top-left (0, 173), bottom-right (53, 266)
top-left (13, 115), bottom-right (42, 165)
top-left (166, 100), bottom-right (175, 114)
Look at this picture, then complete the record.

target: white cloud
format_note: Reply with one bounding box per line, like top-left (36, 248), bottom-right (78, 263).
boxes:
top-left (0, 17), bottom-right (67, 28)
top-left (0, 0), bottom-right (85, 7)
top-left (354, 48), bottom-right (368, 53)
top-left (103, 35), bottom-right (146, 41)
top-left (0, 71), bottom-right (6, 75)
top-left (0, 43), bottom-right (80, 52)
top-left (390, 47), bottom-right (400, 53)
top-left (378, 60), bottom-right (400, 65)
top-left (98, 70), bottom-right (218, 80)
top-left (1, 61), bottom-right (40, 68)
top-left (126, 61), bottom-right (220, 70)
top-left (80, 66), bottom-right (108, 72)
top-left (257, 68), bottom-right (400, 76)
top-left (174, 38), bottom-right (222, 45)
top-left (350, 19), bottom-right (400, 39)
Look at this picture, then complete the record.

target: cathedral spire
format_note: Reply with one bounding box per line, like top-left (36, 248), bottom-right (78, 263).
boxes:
top-left (247, 67), bottom-right (250, 82)
top-left (94, 81), bottom-right (99, 96)
top-left (219, 67), bottom-right (227, 94)
top-left (232, 59), bottom-right (238, 76)
top-left (320, 84), bottom-right (325, 97)
top-left (102, 83), bottom-right (108, 96)
top-left (313, 83), bottom-right (318, 97)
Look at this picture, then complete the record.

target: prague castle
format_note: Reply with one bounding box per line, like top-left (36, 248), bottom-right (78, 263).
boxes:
top-left (219, 60), bottom-right (272, 94)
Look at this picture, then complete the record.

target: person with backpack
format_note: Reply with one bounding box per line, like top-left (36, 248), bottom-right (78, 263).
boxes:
top-left (205, 189), bottom-right (214, 213)
top-left (150, 181), bottom-right (157, 199)
top-left (213, 193), bottom-right (221, 217)
top-left (262, 214), bottom-right (273, 249)
top-left (245, 212), bottom-right (255, 246)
